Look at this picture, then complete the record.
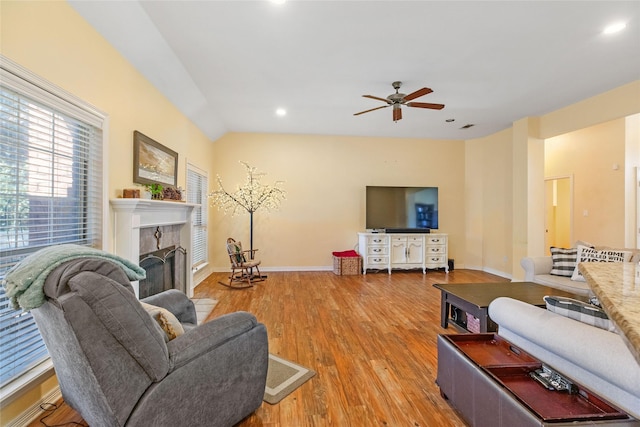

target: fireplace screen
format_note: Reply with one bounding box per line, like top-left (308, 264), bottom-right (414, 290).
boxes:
top-left (139, 246), bottom-right (187, 299)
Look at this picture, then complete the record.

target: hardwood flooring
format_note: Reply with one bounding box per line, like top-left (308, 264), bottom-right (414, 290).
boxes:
top-left (28, 269), bottom-right (509, 427)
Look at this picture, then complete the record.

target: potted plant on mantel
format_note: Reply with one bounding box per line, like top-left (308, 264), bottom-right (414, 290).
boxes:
top-left (146, 183), bottom-right (164, 200)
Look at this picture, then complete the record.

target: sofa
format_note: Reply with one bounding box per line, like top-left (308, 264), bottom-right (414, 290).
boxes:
top-left (521, 244), bottom-right (640, 296)
top-left (489, 297), bottom-right (640, 419)
top-left (520, 255), bottom-right (592, 295)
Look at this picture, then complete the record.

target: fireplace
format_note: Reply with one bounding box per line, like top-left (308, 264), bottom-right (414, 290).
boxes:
top-left (138, 245), bottom-right (187, 298)
top-left (110, 199), bottom-right (197, 298)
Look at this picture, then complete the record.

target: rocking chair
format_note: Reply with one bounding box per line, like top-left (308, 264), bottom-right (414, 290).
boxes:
top-left (222, 238), bottom-right (264, 288)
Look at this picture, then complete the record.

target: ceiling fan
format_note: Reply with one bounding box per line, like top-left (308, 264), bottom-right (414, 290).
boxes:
top-left (354, 81), bottom-right (445, 122)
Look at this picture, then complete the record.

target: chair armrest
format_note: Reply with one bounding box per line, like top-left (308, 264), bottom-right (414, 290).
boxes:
top-left (141, 289), bottom-right (197, 325)
top-left (167, 311), bottom-right (263, 371)
top-left (520, 256), bottom-right (553, 280)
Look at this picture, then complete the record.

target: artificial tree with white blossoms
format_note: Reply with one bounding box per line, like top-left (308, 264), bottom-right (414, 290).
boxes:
top-left (208, 161), bottom-right (286, 258)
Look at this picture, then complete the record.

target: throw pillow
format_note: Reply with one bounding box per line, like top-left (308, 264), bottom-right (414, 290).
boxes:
top-left (549, 247), bottom-right (578, 277)
top-left (570, 244), bottom-right (633, 282)
top-left (229, 241), bottom-right (246, 264)
top-left (543, 295), bottom-right (615, 332)
top-left (140, 301), bottom-right (185, 341)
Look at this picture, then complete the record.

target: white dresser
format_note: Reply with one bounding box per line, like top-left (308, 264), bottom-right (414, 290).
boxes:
top-left (358, 232), bottom-right (448, 274)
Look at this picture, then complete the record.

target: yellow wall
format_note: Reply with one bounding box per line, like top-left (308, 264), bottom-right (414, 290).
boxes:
top-left (539, 81), bottom-right (640, 140)
top-left (1, 0), bottom-right (215, 421)
top-left (545, 119), bottom-right (627, 247)
top-left (209, 133), bottom-right (466, 270)
top-left (464, 88), bottom-right (639, 280)
top-left (465, 128), bottom-right (513, 273)
top-left (625, 114), bottom-right (640, 248)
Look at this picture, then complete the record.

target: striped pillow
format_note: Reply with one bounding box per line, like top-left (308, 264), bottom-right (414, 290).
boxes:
top-left (544, 295), bottom-right (615, 332)
top-left (549, 247), bottom-right (577, 277)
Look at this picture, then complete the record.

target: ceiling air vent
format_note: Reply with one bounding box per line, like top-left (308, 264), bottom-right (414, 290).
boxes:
top-left (460, 124), bottom-right (475, 129)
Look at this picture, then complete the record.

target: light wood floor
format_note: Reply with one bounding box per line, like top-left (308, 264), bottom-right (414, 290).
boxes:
top-left (29, 269), bottom-right (509, 427)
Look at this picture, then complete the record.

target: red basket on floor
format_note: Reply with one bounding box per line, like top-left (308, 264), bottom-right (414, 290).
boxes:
top-left (332, 250), bottom-right (362, 275)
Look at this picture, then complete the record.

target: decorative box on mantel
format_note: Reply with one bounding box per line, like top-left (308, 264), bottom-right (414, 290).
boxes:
top-left (110, 199), bottom-right (199, 297)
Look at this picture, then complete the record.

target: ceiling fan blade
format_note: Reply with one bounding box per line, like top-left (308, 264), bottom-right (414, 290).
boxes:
top-left (353, 105), bottom-right (390, 116)
top-left (393, 107), bottom-right (402, 121)
top-left (362, 95), bottom-right (390, 103)
top-left (407, 101), bottom-right (445, 110)
top-left (403, 87), bottom-right (433, 101)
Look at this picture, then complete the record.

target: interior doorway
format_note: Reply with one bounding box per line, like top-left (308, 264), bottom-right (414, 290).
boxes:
top-left (544, 176), bottom-right (573, 254)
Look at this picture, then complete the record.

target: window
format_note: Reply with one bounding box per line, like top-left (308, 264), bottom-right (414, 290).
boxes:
top-left (186, 162), bottom-right (208, 270)
top-left (0, 56), bottom-right (104, 389)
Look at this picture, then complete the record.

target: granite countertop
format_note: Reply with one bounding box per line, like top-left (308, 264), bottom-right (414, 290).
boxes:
top-left (579, 262), bottom-right (640, 365)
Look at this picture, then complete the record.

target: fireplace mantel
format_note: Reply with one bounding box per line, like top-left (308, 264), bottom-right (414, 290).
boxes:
top-left (110, 198), bottom-right (198, 297)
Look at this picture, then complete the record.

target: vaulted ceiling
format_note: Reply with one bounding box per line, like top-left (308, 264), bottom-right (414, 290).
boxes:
top-left (70, 1), bottom-right (640, 141)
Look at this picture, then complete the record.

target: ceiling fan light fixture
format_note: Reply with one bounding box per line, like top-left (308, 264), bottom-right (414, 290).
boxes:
top-left (354, 81), bottom-right (444, 122)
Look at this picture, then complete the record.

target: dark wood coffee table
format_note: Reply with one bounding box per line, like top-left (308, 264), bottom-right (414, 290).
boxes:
top-left (432, 282), bottom-right (582, 333)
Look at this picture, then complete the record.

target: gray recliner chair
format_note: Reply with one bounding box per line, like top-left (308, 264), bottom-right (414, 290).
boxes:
top-left (31, 257), bottom-right (268, 427)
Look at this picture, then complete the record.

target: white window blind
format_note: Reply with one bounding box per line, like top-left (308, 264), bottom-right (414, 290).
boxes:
top-left (186, 162), bottom-right (208, 269)
top-left (0, 57), bottom-right (104, 388)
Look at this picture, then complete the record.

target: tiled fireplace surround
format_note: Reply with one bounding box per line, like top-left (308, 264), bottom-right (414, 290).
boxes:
top-left (110, 199), bottom-right (197, 298)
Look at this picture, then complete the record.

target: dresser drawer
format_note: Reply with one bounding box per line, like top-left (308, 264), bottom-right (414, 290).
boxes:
top-left (367, 256), bottom-right (389, 265)
top-left (426, 246), bottom-right (446, 255)
top-left (426, 255), bottom-right (447, 265)
top-left (367, 246), bottom-right (388, 256)
top-left (426, 236), bottom-right (446, 245)
top-left (367, 236), bottom-right (388, 245)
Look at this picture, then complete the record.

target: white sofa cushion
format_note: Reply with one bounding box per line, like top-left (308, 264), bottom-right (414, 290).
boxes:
top-left (489, 297), bottom-right (640, 418)
top-left (531, 273), bottom-right (591, 295)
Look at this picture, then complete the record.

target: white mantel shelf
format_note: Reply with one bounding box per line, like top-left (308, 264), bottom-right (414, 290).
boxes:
top-left (110, 198), bottom-right (199, 227)
top-left (110, 198), bottom-right (199, 297)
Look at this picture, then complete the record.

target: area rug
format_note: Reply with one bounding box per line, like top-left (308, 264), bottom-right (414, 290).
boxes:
top-left (191, 298), bottom-right (218, 324)
top-left (264, 354), bottom-right (316, 404)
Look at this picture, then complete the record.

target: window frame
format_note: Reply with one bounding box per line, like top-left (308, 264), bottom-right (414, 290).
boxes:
top-left (0, 55), bottom-right (108, 404)
top-left (186, 160), bottom-right (208, 273)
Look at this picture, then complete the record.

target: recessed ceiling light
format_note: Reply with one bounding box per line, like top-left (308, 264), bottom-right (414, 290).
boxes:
top-left (445, 118), bottom-right (455, 123)
top-left (603, 22), bottom-right (626, 35)
top-left (270, 0), bottom-right (286, 4)
top-left (275, 108), bottom-right (287, 117)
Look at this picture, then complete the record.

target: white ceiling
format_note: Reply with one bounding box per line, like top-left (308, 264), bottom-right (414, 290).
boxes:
top-left (69, 1), bottom-right (640, 141)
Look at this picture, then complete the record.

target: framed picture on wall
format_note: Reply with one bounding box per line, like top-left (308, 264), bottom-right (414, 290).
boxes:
top-left (133, 130), bottom-right (178, 187)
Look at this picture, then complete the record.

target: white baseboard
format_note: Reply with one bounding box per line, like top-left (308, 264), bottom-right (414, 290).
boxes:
top-left (202, 265), bottom-right (510, 277)
top-left (5, 386), bottom-right (61, 427)
top-left (207, 266), bottom-right (333, 273)
top-left (482, 266), bottom-right (512, 280)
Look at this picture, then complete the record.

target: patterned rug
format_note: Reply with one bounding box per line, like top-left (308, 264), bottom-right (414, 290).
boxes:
top-left (264, 354), bottom-right (316, 404)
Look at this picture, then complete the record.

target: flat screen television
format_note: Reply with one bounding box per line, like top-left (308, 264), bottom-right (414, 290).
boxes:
top-left (366, 186), bottom-right (438, 231)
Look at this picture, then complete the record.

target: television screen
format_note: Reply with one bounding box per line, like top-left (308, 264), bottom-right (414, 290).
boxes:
top-left (366, 186), bottom-right (438, 231)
